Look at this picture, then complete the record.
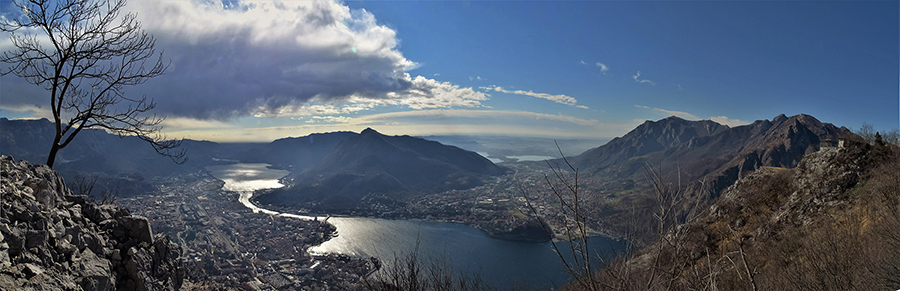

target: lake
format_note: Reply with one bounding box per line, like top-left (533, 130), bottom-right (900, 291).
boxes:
top-left (206, 163), bottom-right (626, 289)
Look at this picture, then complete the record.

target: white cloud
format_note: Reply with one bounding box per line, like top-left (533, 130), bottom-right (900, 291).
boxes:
top-left (0, 104), bottom-right (54, 120)
top-left (635, 105), bottom-right (749, 127)
top-left (355, 109), bottom-right (601, 127)
top-left (481, 85), bottom-right (588, 109)
top-left (635, 105), bottom-right (699, 120)
top-left (256, 103), bottom-right (346, 117)
top-left (251, 75), bottom-right (488, 117)
top-left (162, 109), bottom-right (636, 142)
top-left (395, 75), bottom-right (489, 109)
top-left (305, 116), bottom-right (354, 124)
top-left (633, 71), bottom-right (656, 86)
top-left (579, 60), bottom-right (587, 65)
top-left (709, 116), bottom-right (748, 127)
top-left (160, 117), bottom-right (231, 130)
top-left (0, 0), bottom-right (482, 120)
top-left (596, 62), bottom-right (609, 74)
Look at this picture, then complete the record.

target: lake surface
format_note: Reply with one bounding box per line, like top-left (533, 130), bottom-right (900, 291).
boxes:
top-left (477, 151), bottom-right (504, 164)
top-left (206, 163), bottom-right (626, 289)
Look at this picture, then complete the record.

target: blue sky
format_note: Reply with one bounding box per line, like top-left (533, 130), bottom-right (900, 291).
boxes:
top-left (1, 0), bottom-right (897, 142)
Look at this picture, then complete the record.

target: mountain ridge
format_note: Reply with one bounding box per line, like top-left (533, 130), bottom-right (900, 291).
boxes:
top-left (574, 114), bottom-right (848, 191)
top-left (238, 131), bottom-right (357, 171)
top-left (256, 128), bottom-right (507, 211)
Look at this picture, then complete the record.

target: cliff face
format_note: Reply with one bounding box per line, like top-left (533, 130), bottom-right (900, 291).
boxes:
top-left (0, 156), bottom-right (183, 291)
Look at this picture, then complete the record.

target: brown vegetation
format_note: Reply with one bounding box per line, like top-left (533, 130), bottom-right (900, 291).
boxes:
top-left (568, 140), bottom-right (900, 290)
top-left (358, 244), bottom-right (490, 291)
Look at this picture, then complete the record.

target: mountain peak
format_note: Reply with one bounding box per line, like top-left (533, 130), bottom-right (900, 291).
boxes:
top-left (773, 114), bottom-right (788, 123)
top-left (791, 113), bottom-right (819, 124)
top-left (575, 113), bottom-right (847, 183)
top-left (256, 130), bottom-right (506, 211)
top-left (361, 127), bottom-right (380, 135)
top-left (663, 115), bottom-right (687, 121)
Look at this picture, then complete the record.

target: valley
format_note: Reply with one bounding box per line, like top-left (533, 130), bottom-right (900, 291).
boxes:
top-left (2, 1), bottom-right (896, 289)
top-left (118, 171), bottom-right (377, 290)
top-left (2, 113), bottom-right (898, 290)
top-left (116, 162), bottom-right (624, 289)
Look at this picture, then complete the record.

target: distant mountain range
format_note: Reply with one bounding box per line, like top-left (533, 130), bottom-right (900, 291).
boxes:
top-left (1, 114), bottom-right (854, 215)
top-left (0, 118), bottom-right (251, 176)
top-left (0, 119), bottom-right (506, 204)
top-left (0, 118), bottom-right (257, 197)
top-left (255, 128), bottom-right (508, 211)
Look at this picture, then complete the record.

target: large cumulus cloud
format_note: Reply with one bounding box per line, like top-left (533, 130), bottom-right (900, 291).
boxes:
top-left (1, 0), bottom-right (487, 119)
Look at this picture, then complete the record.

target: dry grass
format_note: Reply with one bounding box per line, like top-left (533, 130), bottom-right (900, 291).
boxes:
top-left (572, 145), bottom-right (900, 291)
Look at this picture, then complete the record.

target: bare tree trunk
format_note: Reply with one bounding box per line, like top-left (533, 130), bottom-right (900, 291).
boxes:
top-left (46, 141), bottom-right (61, 169)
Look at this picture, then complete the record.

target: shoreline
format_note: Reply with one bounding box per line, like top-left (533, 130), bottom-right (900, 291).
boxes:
top-left (248, 197), bottom-right (630, 244)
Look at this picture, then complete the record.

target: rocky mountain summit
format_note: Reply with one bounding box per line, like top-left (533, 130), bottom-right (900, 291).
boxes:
top-left (557, 114), bottom-right (855, 244)
top-left (0, 156), bottom-right (183, 291)
top-left (575, 114), bottom-right (848, 187)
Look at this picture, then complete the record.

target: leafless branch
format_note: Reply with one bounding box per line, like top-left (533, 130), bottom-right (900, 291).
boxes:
top-left (1, 0), bottom-right (183, 168)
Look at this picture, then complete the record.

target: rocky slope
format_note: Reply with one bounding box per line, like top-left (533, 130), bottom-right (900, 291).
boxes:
top-left (567, 114), bottom-right (850, 242)
top-left (0, 156), bottom-right (183, 291)
top-left (575, 114), bottom-right (848, 192)
top-left (590, 139), bottom-right (900, 290)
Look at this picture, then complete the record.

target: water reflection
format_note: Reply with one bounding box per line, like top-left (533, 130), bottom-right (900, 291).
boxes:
top-left (206, 163), bottom-right (288, 192)
top-left (206, 163), bottom-right (317, 219)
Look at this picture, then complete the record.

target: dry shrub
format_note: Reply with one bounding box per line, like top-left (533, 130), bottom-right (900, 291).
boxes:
top-left (359, 247), bottom-right (490, 291)
top-left (586, 147), bottom-right (899, 291)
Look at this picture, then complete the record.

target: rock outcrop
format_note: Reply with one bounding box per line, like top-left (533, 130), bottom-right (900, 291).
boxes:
top-left (0, 156), bottom-right (183, 291)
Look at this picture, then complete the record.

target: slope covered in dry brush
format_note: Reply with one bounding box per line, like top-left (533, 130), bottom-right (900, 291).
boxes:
top-left (579, 139), bottom-right (899, 290)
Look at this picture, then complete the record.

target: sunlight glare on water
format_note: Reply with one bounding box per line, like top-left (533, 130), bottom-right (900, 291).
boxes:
top-left (205, 163), bottom-right (317, 218)
top-left (206, 163), bottom-right (288, 192)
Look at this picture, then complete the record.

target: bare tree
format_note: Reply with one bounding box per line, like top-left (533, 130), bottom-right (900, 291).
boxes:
top-left (69, 173), bottom-right (120, 205)
top-left (518, 142), bottom-right (639, 291)
top-left (518, 141), bottom-right (727, 291)
top-left (855, 122), bottom-right (877, 145)
top-left (1, 0), bottom-right (184, 168)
